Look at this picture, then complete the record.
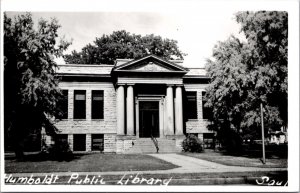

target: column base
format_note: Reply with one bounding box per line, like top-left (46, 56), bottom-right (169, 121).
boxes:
top-left (165, 135), bottom-right (176, 140)
top-left (116, 135), bottom-right (136, 140)
top-left (175, 135), bottom-right (185, 139)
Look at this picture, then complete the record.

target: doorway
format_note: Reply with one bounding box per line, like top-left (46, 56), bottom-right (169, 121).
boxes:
top-left (139, 101), bottom-right (159, 138)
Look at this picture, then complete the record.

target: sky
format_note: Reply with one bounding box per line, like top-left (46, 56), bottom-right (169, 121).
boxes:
top-left (6, 10), bottom-right (246, 67)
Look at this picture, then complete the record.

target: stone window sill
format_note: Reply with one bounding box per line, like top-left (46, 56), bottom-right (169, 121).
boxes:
top-left (187, 119), bottom-right (199, 121)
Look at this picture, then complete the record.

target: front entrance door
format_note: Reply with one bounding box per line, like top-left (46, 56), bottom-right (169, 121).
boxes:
top-left (139, 101), bottom-right (159, 138)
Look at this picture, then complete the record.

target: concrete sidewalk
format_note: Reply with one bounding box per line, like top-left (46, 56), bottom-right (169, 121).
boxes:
top-left (149, 153), bottom-right (286, 173)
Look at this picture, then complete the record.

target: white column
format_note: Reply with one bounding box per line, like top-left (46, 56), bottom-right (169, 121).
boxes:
top-left (68, 90), bottom-right (74, 119)
top-left (175, 85), bottom-right (183, 135)
top-left (86, 90), bottom-right (91, 120)
top-left (117, 85), bottom-right (125, 135)
top-left (166, 85), bottom-right (174, 135)
top-left (126, 85), bottom-right (134, 135)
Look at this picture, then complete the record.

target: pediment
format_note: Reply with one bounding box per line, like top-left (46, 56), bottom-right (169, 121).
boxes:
top-left (126, 61), bottom-right (173, 72)
top-left (113, 55), bottom-right (188, 73)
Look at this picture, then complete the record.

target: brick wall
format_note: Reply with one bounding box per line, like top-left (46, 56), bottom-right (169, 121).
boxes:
top-left (184, 84), bottom-right (212, 134)
top-left (86, 134), bottom-right (92, 151)
top-left (104, 134), bottom-right (116, 152)
top-left (53, 82), bottom-right (117, 152)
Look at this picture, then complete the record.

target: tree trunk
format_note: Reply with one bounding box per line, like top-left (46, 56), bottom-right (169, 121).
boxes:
top-left (13, 138), bottom-right (25, 161)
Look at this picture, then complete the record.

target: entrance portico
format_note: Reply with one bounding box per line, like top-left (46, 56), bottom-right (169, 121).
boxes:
top-left (113, 55), bottom-right (188, 140)
top-left (116, 83), bottom-right (185, 138)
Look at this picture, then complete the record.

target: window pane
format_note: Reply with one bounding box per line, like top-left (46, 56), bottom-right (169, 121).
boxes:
top-left (75, 94), bottom-right (85, 100)
top-left (202, 91), bottom-right (213, 119)
top-left (73, 134), bottom-right (86, 151)
top-left (60, 90), bottom-right (68, 119)
top-left (92, 90), bottom-right (103, 119)
top-left (92, 134), bottom-right (104, 151)
top-left (186, 91), bottom-right (197, 119)
top-left (74, 90), bottom-right (86, 119)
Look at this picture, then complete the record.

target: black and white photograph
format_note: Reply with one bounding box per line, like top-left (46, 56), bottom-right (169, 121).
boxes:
top-left (0, 0), bottom-right (299, 192)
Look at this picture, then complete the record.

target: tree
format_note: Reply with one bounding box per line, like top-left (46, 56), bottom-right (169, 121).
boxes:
top-left (205, 11), bottom-right (287, 151)
top-left (4, 13), bottom-right (70, 159)
top-left (63, 30), bottom-right (185, 64)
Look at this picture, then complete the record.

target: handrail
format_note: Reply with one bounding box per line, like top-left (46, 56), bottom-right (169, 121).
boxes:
top-left (151, 135), bottom-right (159, 153)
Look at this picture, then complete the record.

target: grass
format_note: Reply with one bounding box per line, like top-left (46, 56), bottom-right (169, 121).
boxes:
top-left (181, 151), bottom-right (287, 168)
top-left (5, 153), bottom-right (179, 173)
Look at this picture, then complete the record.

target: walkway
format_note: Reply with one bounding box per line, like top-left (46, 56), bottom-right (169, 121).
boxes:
top-left (149, 153), bottom-right (286, 173)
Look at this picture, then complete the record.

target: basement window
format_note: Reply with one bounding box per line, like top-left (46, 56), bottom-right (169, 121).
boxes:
top-left (91, 134), bottom-right (104, 151)
top-left (55, 134), bottom-right (68, 144)
top-left (73, 134), bottom-right (86, 151)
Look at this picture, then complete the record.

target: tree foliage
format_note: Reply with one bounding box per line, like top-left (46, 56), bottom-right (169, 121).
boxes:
top-left (63, 30), bottom-right (185, 64)
top-left (205, 11), bottom-right (288, 148)
top-left (4, 13), bottom-right (70, 158)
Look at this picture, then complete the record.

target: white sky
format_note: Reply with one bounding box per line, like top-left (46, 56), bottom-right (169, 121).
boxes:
top-left (3, 0), bottom-right (293, 68)
top-left (37, 11), bottom-right (245, 67)
top-left (6, 10), bottom-right (246, 68)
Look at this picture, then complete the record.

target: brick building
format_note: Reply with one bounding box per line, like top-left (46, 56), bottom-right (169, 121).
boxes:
top-left (42, 55), bottom-right (213, 153)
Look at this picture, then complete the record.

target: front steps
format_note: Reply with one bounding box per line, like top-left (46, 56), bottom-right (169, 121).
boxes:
top-left (125, 138), bottom-right (182, 154)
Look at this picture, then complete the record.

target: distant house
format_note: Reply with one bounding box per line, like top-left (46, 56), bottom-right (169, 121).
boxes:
top-left (269, 127), bottom-right (288, 144)
top-left (42, 55), bottom-right (214, 153)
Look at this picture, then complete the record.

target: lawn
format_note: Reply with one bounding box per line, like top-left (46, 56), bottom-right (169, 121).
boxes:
top-left (181, 151), bottom-right (287, 168)
top-left (5, 153), bottom-right (179, 173)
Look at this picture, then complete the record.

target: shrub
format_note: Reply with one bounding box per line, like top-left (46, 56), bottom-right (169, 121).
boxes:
top-left (40, 139), bottom-right (73, 161)
top-left (182, 134), bottom-right (203, 153)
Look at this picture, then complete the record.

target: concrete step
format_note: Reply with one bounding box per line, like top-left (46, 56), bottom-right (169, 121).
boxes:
top-left (125, 138), bottom-right (181, 154)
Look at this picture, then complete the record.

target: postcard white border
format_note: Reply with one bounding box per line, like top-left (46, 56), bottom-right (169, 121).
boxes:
top-left (0, 0), bottom-right (299, 192)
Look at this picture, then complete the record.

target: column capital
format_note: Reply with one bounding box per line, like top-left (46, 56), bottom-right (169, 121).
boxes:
top-left (166, 84), bottom-right (174, 87)
top-left (116, 83), bottom-right (126, 86)
top-left (175, 84), bottom-right (184, 87)
top-left (126, 83), bottom-right (135, 86)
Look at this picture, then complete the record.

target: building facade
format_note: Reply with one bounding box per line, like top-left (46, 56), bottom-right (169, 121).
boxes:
top-left (42, 55), bottom-right (213, 153)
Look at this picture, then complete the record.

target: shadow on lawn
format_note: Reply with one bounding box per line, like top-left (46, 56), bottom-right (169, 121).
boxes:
top-left (219, 143), bottom-right (288, 159)
top-left (5, 152), bottom-right (85, 162)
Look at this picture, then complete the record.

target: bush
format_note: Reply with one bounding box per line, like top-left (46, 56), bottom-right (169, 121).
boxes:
top-left (40, 139), bottom-right (73, 161)
top-left (182, 134), bottom-right (203, 153)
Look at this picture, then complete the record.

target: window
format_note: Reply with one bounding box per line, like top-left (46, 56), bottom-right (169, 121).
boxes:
top-left (92, 134), bottom-right (104, 151)
top-left (186, 91), bottom-right (197, 119)
top-left (74, 90), bottom-right (86, 119)
top-left (73, 134), bottom-right (86, 151)
top-left (92, 90), bottom-right (104, 119)
top-left (202, 91), bottom-right (213, 119)
top-left (58, 90), bottom-right (68, 119)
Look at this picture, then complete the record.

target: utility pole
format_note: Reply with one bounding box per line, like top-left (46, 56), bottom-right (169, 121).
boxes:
top-left (260, 103), bottom-right (266, 164)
